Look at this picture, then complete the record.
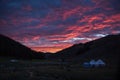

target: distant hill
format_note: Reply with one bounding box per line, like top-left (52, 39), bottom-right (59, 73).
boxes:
top-left (46, 34), bottom-right (120, 66)
top-left (1, 33), bottom-right (120, 63)
top-left (74, 34), bottom-right (120, 65)
top-left (0, 34), bottom-right (45, 59)
top-left (47, 43), bottom-right (87, 59)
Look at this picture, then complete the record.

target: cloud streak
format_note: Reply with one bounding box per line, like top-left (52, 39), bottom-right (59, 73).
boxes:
top-left (0, 0), bottom-right (120, 53)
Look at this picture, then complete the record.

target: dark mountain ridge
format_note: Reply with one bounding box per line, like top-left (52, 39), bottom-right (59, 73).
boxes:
top-left (1, 34), bottom-right (120, 62)
top-left (46, 34), bottom-right (120, 63)
top-left (0, 34), bottom-right (45, 59)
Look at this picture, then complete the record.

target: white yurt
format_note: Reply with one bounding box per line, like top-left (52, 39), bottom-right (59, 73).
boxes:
top-left (95, 59), bottom-right (106, 67)
top-left (89, 59), bottom-right (96, 67)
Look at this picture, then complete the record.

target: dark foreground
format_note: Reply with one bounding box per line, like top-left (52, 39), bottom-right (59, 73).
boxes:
top-left (0, 60), bottom-right (119, 80)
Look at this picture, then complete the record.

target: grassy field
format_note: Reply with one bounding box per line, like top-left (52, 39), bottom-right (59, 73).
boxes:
top-left (0, 60), bottom-right (119, 80)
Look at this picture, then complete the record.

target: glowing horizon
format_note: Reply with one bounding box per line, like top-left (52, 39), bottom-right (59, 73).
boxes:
top-left (0, 0), bottom-right (120, 53)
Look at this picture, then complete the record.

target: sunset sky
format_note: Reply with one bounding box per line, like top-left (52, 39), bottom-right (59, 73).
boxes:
top-left (0, 0), bottom-right (120, 53)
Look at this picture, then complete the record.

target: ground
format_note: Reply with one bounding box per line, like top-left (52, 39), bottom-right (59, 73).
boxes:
top-left (0, 60), bottom-right (119, 80)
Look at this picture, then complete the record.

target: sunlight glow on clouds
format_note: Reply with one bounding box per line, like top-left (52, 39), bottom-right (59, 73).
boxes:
top-left (0, 0), bottom-right (120, 53)
top-left (94, 34), bottom-right (109, 37)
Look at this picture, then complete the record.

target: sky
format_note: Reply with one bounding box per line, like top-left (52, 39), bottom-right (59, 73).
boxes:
top-left (0, 0), bottom-right (120, 53)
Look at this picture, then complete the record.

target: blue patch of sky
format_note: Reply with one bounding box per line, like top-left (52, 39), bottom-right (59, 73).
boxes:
top-left (108, 0), bottom-right (120, 12)
top-left (28, 0), bottom-right (61, 9)
top-left (21, 20), bottom-right (41, 27)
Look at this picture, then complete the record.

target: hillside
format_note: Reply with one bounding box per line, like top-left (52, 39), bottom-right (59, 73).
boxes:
top-left (0, 34), bottom-right (45, 59)
top-left (46, 34), bottom-right (120, 64)
top-left (74, 34), bottom-right (120, 65)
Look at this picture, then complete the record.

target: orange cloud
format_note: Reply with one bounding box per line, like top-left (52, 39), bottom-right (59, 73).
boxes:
top-left (31, 44), bottom-right (72, 53)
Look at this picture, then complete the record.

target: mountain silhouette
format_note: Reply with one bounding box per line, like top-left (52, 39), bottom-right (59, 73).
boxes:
top-left (46, 34), bottom-right (120, 66)
top-left (50, 43), bottom-right (87, 59)
top-left (74, 34), bottom-right (120, 64)
top-left (1, 33), bottom-right (120, 63)
top-left (0, 34), bottom-right (45, 59)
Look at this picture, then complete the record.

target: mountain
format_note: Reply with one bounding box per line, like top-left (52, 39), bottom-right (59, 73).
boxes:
top-left (1, 33), bottom-right (120, 62)
top-left (74, 34), bottom-right (120, 64)
top-left (46, 34), bottom-right (120, 65)
top-left (0, 34), bottom-right (45, 59)
top-left (51, 43), bottom-right (87, 59)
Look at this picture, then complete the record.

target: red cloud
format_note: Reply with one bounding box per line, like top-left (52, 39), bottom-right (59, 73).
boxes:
top-left (63, 7), bottom-right (80, 20)
top-left (1, 0), bottom-right (120, 53)
top-left (105, 14), bottom-right (120, 23)
top-left (32, 36), bottom-right (40, 41)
